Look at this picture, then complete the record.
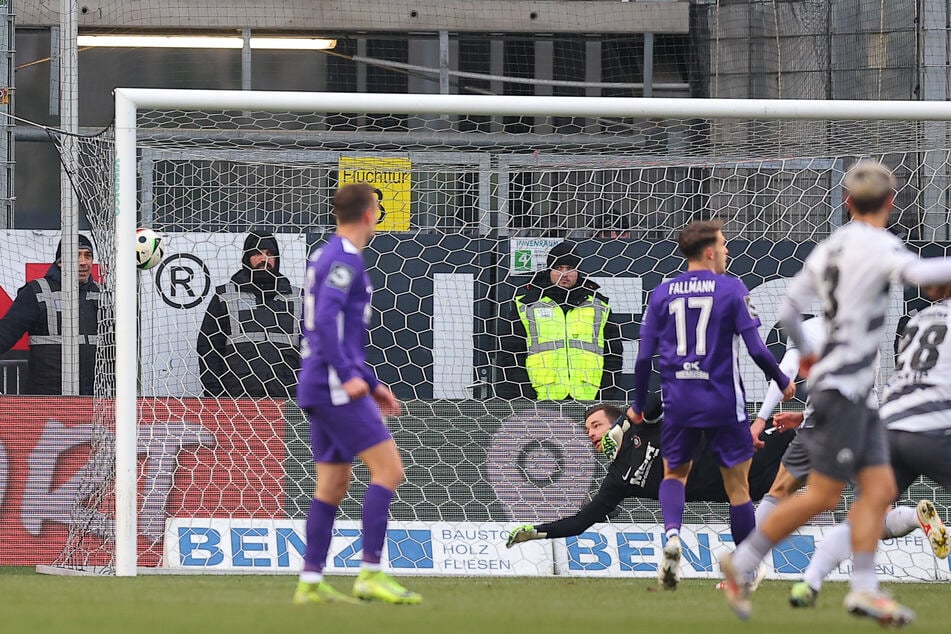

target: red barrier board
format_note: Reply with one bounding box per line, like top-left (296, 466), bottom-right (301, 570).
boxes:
top-left (0, 397), bottom-right (286, 566)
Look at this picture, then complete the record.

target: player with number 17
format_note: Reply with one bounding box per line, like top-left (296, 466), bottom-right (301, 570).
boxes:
top-left (621, 220), bottom-right (795, 590)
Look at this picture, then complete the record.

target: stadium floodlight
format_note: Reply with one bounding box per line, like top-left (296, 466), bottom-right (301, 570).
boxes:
top-left (76, 34), bottom-right (337, 50)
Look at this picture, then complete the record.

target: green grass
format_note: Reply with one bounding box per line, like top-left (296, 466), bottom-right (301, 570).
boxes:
top-left (0, 567), bottom-right (946, 634)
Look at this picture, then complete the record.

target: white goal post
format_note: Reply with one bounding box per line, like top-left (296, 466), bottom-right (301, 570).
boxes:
top-left (108, 89), bottom-right (951, 577)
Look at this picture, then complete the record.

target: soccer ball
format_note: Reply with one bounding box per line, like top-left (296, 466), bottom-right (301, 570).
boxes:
top-left (135, 228), bottom-right (164, 270)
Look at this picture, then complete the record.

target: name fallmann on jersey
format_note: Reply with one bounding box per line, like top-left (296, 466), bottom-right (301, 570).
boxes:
top-left (669, 279), bottom-right (716, 295)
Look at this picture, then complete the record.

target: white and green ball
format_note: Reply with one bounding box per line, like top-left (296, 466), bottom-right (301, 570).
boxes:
top-left (135, 228), bottom-right (164, 270)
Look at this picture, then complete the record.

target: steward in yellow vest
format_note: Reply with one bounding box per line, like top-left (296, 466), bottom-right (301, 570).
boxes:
top-left (497, 241), bottom-right (623, 401)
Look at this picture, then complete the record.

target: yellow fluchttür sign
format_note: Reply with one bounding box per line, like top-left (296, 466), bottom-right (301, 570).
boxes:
top-left (338, 157), bottom-right (411, 231)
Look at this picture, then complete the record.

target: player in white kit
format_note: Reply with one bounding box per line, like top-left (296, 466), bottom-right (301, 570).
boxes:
top-left (721, 161), bottom-right (951, 626)
top-left (788, 283), bottom-right (951, 606)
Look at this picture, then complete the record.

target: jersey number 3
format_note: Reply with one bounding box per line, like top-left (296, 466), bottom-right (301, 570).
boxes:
top-left (669, 296), bottom-right (714, 356)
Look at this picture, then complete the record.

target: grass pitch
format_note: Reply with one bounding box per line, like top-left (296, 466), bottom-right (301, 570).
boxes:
top-left (1, 567), bottom-right (947, 634)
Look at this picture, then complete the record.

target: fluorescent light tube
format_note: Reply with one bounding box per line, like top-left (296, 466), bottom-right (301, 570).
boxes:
top-left (77, 35), bottom-right (336, 50)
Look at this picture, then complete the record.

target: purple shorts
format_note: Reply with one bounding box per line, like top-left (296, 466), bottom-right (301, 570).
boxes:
top-left (308, 396), bottom-right (392, 463)
top-left (661, 422), bottom-right (754, 470)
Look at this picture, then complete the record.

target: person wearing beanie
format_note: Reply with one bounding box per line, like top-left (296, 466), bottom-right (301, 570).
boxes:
top-left (0, 234), bottom-right (99, 394)
top-left (496, 240), bottom-right (623, 401)
top-left (196, 231), bottom-right (302, 398)
top-left (53, 233), bottom-right (94, 264)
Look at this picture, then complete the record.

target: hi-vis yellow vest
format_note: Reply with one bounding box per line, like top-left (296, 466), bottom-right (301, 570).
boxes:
top-left (515, 294), bottom-right (608, 400)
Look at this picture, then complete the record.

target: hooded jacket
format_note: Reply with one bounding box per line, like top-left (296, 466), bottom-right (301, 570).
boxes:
top-left (496, 266), bottom-right (623, 400)
top-left (0, 260), bottom-right (99, 395)
top-left (197, 232), bottom-right (302, 398)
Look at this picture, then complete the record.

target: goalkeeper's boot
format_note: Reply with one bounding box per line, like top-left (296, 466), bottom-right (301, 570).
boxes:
top-left (718, 552), bottom-right (752, 620)
top-left (293, 580), bottom-right (360, 605)
top-left (916, 499), bottom-right (950, 559)
top-left (658, 534), bottom-right (682, 590)
top-left (506, 524), bottom-right (539, 548)
top-left (352, 570), bottom-right (422, 605)
top-left (844, 590), bottom-right (914, 627)
top-left (788, 581), bottom-right (818, 608)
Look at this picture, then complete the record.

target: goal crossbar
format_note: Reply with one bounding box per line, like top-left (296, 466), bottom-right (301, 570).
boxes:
top-left (116, 89), bottom-right (951, 121)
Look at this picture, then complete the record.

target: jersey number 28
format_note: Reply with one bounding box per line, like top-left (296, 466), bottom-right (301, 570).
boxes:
top-left (895, 323), bottom-right (948, 372)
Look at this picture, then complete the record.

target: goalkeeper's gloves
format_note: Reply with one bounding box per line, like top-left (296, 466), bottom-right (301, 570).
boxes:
top-left (600, 414), bottom-right (631, 462)
top-left (505, 524), bottom-right (545, 548)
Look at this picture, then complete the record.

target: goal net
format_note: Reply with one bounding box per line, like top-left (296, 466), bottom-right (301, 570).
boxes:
top-left (47, 90), bottom-right (951, 581)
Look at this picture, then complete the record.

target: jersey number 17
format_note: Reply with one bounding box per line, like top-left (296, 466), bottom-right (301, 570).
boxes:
top-left (669, 296), bottom-right (714, 356)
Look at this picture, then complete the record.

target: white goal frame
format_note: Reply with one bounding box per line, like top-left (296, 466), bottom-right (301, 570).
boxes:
top-left (113, 88), bottom-right (951, 576)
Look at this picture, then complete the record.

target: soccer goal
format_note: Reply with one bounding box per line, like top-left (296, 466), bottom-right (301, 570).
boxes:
top-left (43, 89), bottom-right (951, 581)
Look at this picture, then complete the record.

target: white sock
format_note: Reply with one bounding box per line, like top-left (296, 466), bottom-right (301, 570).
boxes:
top-left (731, 530), bottom-right (773, 577)
top-left (883, 506), bottom-right (918, 538)
top-left (361, 561), bottom-right (381, 572)
top-left (803, 521), bottom-right (852, 591)
top-left (666, 528), bottom-right (680, 540)
top-left (755, 494), bottom-right (780, 526)
top-left (299, 571), bottom-right (323, 584)
top-left (850, 551), bottom-right (879, 594)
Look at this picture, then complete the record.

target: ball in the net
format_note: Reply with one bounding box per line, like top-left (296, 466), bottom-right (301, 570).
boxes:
top-left (135, 228), bottom-right (164, 270)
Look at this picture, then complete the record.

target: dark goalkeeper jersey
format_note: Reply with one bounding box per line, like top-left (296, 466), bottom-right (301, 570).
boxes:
top-left (535, 422), bottom-right (792, 539)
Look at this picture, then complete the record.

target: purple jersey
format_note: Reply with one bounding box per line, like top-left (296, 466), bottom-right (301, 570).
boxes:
top-left (638, 270), bottom-right (761, 428)
top-left (297, 235), bottom-right (379, 408)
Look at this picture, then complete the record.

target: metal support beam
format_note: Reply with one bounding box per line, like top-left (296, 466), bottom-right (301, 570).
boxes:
top-left (642, 33), bottom-right (654, 97)
top-left (17, 1), bottom-right (690, 34)
top-left (59, 0), bottom-right (80, 395)
top-left (0, 0), bottom-right (13, 227)
top-left (919, 0), bottom-right (950, 240)
top-left (584, 40), bottom-right (601, 133)
top-left (241, 27), bottom-right (251, 90)
top-left (534, 40), bottom-right (554, 134)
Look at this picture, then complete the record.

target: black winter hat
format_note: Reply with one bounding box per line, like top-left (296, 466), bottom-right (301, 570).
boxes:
top-left (242, 231), bottom-right (281, 273)
top-left (55, 234), bottom-right (95, 263)
top-left (546, 241), bottom-right (581, 270)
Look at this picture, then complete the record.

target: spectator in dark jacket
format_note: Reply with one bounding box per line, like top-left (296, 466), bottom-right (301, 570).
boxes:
top-left (496, 241), bottom-right (623, 401)
top-left (0, 234), bottom-right (99, 395)
top-left (197, 231), bottom-right (302, 398)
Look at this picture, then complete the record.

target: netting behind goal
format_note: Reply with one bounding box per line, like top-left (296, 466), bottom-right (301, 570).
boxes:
top-left (50, 92), bottom-right (951, 581)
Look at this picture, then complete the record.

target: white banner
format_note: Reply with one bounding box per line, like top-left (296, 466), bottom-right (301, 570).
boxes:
top-left (139, 232), bottom-right (308, 397)
top-left (553, 523), bottom-right (947, 582)
top-left (164, 518), bottom-right (949, 582)
top-left (165, 519), bottom-right (552, 576)
top-left (0, 231), bottom-right (907, 404)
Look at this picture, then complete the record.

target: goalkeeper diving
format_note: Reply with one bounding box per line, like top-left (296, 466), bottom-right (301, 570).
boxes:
top-left (506, 399), bottom-right (794, 548)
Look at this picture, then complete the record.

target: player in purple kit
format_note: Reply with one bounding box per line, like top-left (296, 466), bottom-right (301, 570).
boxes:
top-left (623, 220), bottom-right (795, 590)
top-left (293, 182), bottom-right (421, 606)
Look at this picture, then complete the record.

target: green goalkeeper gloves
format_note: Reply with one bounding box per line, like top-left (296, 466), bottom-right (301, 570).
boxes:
top-left (600, 415), bottom-right (631, 461)
top-left (505, 524), bottom-right (545, 548)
